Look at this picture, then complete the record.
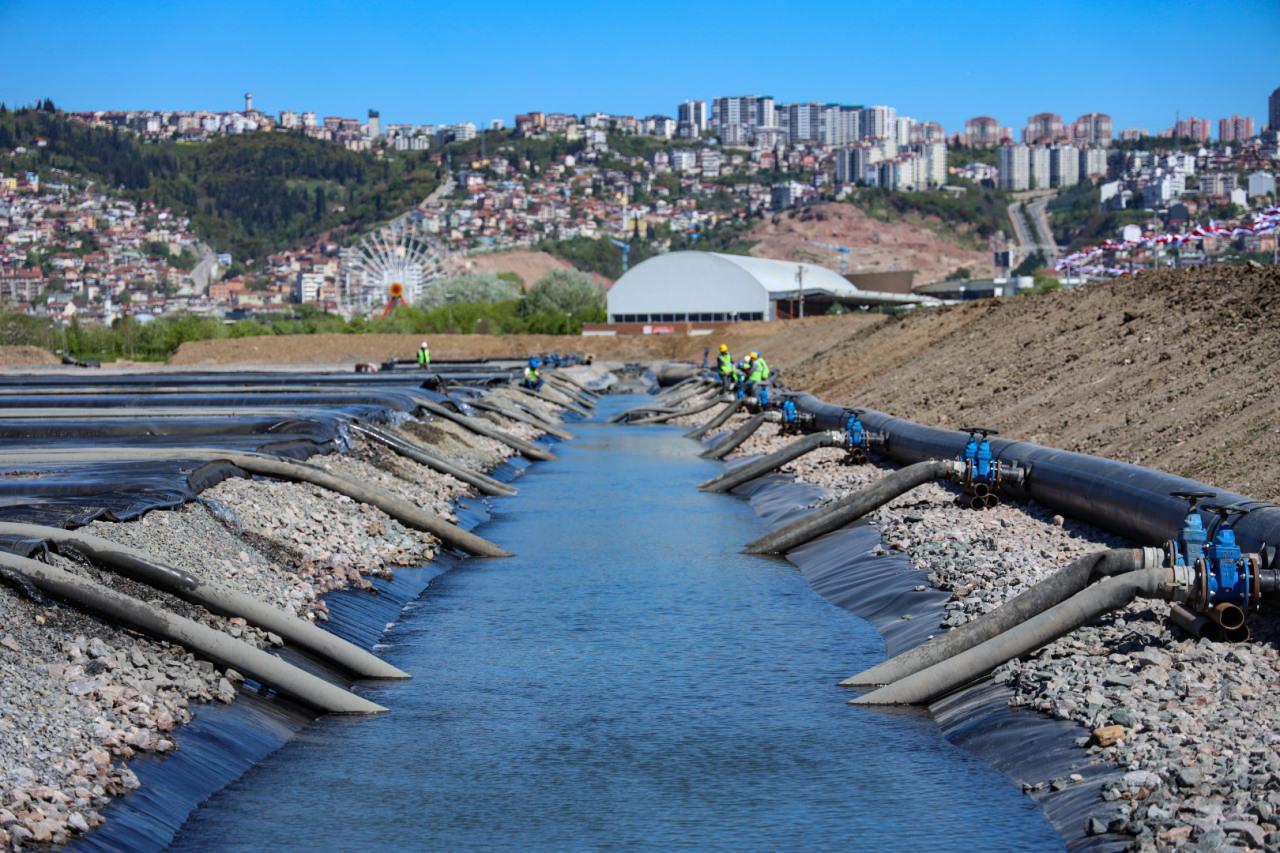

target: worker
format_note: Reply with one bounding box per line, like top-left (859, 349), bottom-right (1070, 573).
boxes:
top-left (716, 344), bottom-right (734, 391)
top-left (523, 357), bottom-right (543, 391)
top-left (417, 340), bottom-right (431, 370)
top-left (747, 351), bottom-right (771, 406)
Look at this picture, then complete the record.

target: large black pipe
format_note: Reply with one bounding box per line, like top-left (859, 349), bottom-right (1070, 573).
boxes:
top-left (744, 460), bottom-right (956, 554)
top-left (782, 392), bottom-right (1280, 555)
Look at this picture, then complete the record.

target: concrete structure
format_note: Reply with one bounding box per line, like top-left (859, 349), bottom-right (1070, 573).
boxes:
top-left (677, 100), bottom-right (707, 138)
top-left (1219, 115), bottom-right (1255, 142)
top-left (1071, 113), bottom-right (1112, 147)
top-left (1247, 171), bottom-right (1276, 198)
top-left (860, 105), bottom-right (896, 140)
top-left (915, 276), bottom-right (1034, 300)
top-left (1029, 146), bottom-right (1051, 190)
top-left (1270, 87), bottom-right (1280, 132)
top-left (1023, 113), bottom-right (1065, 144)
top-left (605, 252), bottom-right (935, 325)
top-left (998, 144), bottom-right (1030, 191)
top-left (964, 116), bottom-right (1002, 147)
top-left (1050, 145), bottom-right (1080, 188)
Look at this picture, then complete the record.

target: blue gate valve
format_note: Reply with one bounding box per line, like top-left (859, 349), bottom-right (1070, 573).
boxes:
top-left (843, 410), bottom-right (873, 464)
top-left (959, 428), bottom-right (999, 488)
top-left (1168, 490), bottom-right (1214, 567)
top-left (1202, 504), bottom-right (1256, 610)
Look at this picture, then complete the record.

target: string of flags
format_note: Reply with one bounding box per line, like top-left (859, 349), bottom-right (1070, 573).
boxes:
top-left (1054, 205), bottom-right (1280, 278)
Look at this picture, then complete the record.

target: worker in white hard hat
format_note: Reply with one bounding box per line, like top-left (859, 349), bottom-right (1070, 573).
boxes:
top-left (417, 340), bottom-right (431, 370)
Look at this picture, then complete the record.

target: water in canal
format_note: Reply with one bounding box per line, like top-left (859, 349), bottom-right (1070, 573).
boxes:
top-left (171, 395), bottom-right (1061, 851)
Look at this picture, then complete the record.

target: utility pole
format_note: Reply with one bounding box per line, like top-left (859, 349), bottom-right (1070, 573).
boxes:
top-left (795, 265), bottom-right (805, 319)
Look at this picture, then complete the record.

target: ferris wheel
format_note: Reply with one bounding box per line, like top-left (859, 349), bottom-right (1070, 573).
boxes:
top-left (339, 220), bottom-right (446, 315)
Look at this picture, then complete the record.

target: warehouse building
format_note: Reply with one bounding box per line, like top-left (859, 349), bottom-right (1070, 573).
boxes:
top-left (603, 252), bottom-right (934, 327)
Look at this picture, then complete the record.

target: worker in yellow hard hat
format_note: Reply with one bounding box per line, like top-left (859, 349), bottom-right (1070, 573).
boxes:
top-left (716, 343), bottom-right (734, 392)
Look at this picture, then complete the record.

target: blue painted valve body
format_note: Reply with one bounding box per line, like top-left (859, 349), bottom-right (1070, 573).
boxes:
top-left (1172, 510), bottom-right (1253, 608)
top-left (962, 433), bottom-right (996, 483)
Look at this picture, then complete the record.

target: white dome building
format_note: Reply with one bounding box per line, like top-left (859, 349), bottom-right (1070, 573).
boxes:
top-left (605, 252), bottom-right (933, 325)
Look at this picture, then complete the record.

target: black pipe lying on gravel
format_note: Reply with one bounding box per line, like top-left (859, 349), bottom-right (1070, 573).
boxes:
top-left (744, 460), bottom-right (957, 554)
top-left (348, 423), bottom-right (517, 497)
top-left (0, 522), bottom-right (409, 680)
top-left (0, 447), bottom-right (512, 559)
top-left (685, 400), bottom-right (742, 440)
top-left (842, 547), bottom-right (1164, 688)
top-left (418, 399), bottom-right (556, 462)
top-left (699, 412), bottom-right (775, 460)
top-left (699, 431), bottom-right (844, 493)
top-left (0, 553), bottom-right (387, 714)
top-left (853, 566), bottom-right (1194, 705)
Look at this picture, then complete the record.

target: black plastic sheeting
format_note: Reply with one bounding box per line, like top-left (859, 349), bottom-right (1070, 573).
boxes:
top-left (725, 468), bottom-right (1128, 851)
top-left (784, 392), bottom-right (1280, 555)
top-left (71, 455), bottom-right (519, 852)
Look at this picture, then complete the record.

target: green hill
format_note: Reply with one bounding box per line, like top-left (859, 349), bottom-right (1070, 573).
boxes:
top-left (0, 104), bottom-right (442, 260)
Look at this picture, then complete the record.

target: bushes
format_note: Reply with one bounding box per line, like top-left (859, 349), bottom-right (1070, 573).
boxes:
top-left (0, 266), bottom-right (608, 362)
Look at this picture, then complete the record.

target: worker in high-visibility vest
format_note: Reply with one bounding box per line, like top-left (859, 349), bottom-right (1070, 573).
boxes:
top-left (746, 351), bottom-right (770, 406)
top-left (716, 344), bottom-right (734, 391)
top-left (523, 357), bottom-right (543, 391)
top-left (417, 340), bottom-right (431, 370)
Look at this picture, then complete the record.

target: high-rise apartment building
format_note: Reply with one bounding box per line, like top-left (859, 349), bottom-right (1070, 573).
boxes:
top-left (1023, 113), bottom-right (1065, 144)
top-left (1049, 145), bottom-right (1079, 188)
top-left (964, 116), bottom-right (1002, 147)
top-left (997, 144), bottom-right (1030, 191)
top-left (1173, 117), bottom-right (1210, 143)
top-left (366, 109), bottom-right (381, 138)
top-left (677, 100), bottom-right (707, 139)
top-left (915, 142), bottom-right (947, 187)
top-left (1269, 87), bottom-right (1280, 132)
top-left (1080, 147), bottom-right (1109, 179)
top-left (818, 104), bottom-right (860, 146)
top-left (1218, 115), bottom-right (1255, 142)
top-left (859, 105), bottom-right (896, 140)
top-left (1029, 146), bottom-right (1051, 189)
top-left (781, 102), bottom-right (822, 143)
top-left (1070, 113), bottom-right (1112, 147)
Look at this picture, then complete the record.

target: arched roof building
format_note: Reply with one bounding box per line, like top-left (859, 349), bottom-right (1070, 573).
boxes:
top-left (606, 252), bottom-right (934, 324)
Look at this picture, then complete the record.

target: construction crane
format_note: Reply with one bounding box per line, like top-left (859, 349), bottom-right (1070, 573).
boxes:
top-left (608, 238), bottom-right (631, 274)
top-left (809, 240), bottom-right (851, 275)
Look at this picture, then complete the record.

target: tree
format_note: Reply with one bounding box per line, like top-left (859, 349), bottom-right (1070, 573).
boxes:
top-left (524, 269), bottom-right (604, 317)
top-left (416, 274), bottom-right (520, 309)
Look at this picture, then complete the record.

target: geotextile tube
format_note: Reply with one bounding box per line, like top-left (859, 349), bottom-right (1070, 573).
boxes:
top-left (629, 395), bottom-right (726, 426)
top-left (418, 399), bottom-right (556, 462)
top-left (699, 412), bottom-right (771, 460)
top-left (854, 567), bottom-right (1190, 706)
top-left (468, 398), bottom-right (575, 440)
top-left (744, 460), bottom-right (955, 555)
top-left (842, 548), bottom-right (1160, 688)
top-left (349, 423), bottom-right (517, 498)
top-left (685, 400), bottom-right (741, 440)
top-left (699, 431), bottom-right (843, 493)
top-left (0, 447), bottom-right (511, 559)
top-left (509, 384), bottom-right (591, 417)
top-left (0, 552), bottom-right (386, 715)
top-left (0, 522), bottom-right (408, 680)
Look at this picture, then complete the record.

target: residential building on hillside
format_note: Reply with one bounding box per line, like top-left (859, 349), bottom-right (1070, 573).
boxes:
top-left (964, 116), bottom-right (1003, 147)
top-left (998, 144), bottom-right (1030, 191)
top-left (859, 105), bottom-right (896, 140)
top-left (1029, 146), bottom-right (1051, 189)
top-left (1023, 113), bottom-right (1065, 144)
top-left (1173, 117), bottom-right (1210, 142)
top-left (677, 100), bottom-right (707, 138)
top-left (1050, 145), bottom-right (1080, 187)
top-left (1270, 86), bottom-right (1280, 132)
top-left (1247, 170), bottom-right (1276, 197)
top-left (1071, 113), bottom-right (1112, 147)
top-left (1219, 115), bottom-right (1255, 142)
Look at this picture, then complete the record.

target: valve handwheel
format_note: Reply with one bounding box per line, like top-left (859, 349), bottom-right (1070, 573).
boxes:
top-left (1171, 490), bottom-right (1216, 510)
top-left (961, 427), bottom-right (999, 438)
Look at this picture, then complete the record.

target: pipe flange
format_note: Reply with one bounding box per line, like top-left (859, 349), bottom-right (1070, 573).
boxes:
top-left (1248, 554), bottom-right (1262, 611)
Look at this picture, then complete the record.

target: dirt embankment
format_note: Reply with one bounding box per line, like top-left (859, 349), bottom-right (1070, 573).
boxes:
top-left (0, 345), bottom-right (58, 367)
top-left (786, 265), bottom-right (1280, 501)
top-left (446, 249), bottom-right (613, 289)
top-left (167, 315), bottom-right (883, 368)
top-left (748, 203), bottom-right (995, 285)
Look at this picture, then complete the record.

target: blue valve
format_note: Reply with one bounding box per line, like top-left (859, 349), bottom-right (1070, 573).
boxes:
top-left (960, 428), bottom-right (998, 485)
top-left (1203, 504), bottom-right (1254, 609)
top-left (782, 400), bottom-right (798, 424)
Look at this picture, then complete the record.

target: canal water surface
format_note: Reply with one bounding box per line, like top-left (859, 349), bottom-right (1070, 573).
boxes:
top-left (171, 395), bottom-right (1061, 851)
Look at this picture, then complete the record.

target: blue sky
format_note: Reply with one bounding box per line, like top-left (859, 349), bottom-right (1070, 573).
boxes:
top-left (2, 0), bottom-right (1277, 133)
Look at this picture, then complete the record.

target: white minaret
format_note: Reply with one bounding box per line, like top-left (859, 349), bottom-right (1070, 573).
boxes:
top-left (244, 92), bottom-right (254, 113)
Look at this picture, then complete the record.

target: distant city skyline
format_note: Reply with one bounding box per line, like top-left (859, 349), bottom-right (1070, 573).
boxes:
top-left (1, 0), bottom-right (1277, 134)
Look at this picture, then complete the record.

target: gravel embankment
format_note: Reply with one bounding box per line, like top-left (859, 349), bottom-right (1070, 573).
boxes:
top-left (0, 404), bottom-right (542, 851)
top-left (703, 409), bottom-right (1280, 851)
